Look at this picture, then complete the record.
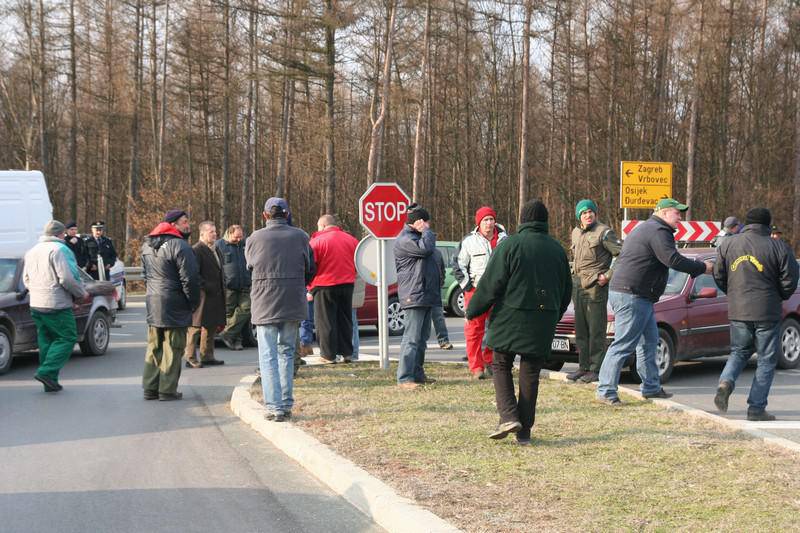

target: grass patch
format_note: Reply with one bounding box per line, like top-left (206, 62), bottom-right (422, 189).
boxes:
top-left (289, 362), bottom-right (800, 532)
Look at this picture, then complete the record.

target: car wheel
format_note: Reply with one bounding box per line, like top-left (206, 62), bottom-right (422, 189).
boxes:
top-left (117, 280), bottom-right (127, 310)
top-left (242, 320), bottom-right (258, 347)
top-left (778, 318), bottom-right (800, 369)
top-left (449, 287), bottom-right (465, 318)
top-left (387, 296), bottom-right (406, 336)
top-left (629, 328), bottom-right (675, 384)
top-left (80, 311), bottom-right (110, 356)
top-left (0, 325), bottom-right (12, 375)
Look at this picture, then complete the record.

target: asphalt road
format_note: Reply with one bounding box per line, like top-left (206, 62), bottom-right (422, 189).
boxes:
top-left (359, 314), bottom-right (800, 443)
top-left (0, 298), bottom-right (381, 533)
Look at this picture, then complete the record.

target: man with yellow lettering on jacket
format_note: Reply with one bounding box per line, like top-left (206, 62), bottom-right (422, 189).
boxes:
top-left (713, 207), bottom-right (799, 421)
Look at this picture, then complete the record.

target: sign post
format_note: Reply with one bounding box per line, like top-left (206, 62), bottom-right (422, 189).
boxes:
top-left (358, 183), bottom-right (411, 370)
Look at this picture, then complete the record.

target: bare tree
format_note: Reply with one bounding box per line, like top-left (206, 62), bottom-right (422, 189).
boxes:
top-left (367, 1), bottom-right (396, 183)
top-left (518, 0), bottom-right (532, 219)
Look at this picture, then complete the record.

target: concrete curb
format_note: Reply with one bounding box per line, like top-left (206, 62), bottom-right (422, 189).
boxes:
top-left (230, 375), bottom-right (462, 533)
top-left (542, 370), bottom-right (800, 455)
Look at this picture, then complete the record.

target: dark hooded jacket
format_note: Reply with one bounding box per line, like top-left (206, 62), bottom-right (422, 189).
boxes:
top-left (714, 224), bottom-right (799, 322)
top-left (394, 225), bottom-right (440, 308)
top-left (141, 222), bottom-right (201, 327)
top-left (466, 221), bottom-right (572, 358)
top-left (215, 237), bottom-right (251, 290)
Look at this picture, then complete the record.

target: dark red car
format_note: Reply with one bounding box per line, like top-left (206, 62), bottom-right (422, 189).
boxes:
top-left (549, 249), bottom-right (800, 382)
top-left (356, 284), bottom-right (404, 336)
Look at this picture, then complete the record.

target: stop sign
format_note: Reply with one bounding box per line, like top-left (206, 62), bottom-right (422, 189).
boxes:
top-left (359, 182), bottom-right (411, 239)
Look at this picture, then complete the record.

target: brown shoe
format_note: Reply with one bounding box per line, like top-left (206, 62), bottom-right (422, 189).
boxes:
top-left (398, 382), bottom-right (420, 390)
top-left (319, 356), bottom-right (336, 364)
top-left (300, 344), bottom-right (314, 357)
top-left (184, 358), bottom-right (203, 369)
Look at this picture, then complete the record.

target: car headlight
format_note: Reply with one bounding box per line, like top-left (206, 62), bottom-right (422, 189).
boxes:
top-left (606, 321), bottom-right (615, 335)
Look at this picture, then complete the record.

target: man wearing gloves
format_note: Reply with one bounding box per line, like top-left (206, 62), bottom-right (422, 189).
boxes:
top-left (567, 199), bottom-right (622, 384)
top-left (23, 220), bottom-right (89, 392)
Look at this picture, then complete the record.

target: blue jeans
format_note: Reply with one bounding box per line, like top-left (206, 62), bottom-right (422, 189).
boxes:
top-left (351, 308), bottom-right (360, 361)
top-left (397, 307), bottom-right (432, 383)
top-left (431, 305), bottom-right (449, 344)
top-left (597, 291), bottom-right (661, 399)
top-left (299, 301), bottom-right (314, 346)
top-left (719, 320), bottom-right (780, 411)
top-left (257, 322), bottom-right (299, 414)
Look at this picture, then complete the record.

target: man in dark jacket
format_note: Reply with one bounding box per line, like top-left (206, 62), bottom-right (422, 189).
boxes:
top-left (713, 208), bottom-right (799, 421)
top-left (216, 225), bottom-right (251, 350)
top-left (596, 198), bottom-right (711, 405)
top-left (394, 203), bottom-right (439, 389)
top-left (64, 221), bottom-right (89, 269)
top-left (467, 200), bottom-right (571, 445)
top-left (141, 210), bottom-right (201, 401)
top-left (184, 221), bottom-right (226, 368)
top-left (84, 221), bottom-right (117, 280)
top-left (246, 198), bottom-right (313, 421)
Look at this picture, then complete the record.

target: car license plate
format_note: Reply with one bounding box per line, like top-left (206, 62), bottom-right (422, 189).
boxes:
top-left (551, 337), bottom-right (570, 352)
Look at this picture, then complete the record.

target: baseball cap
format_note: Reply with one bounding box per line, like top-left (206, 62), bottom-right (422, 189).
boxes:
top-left (654, 198), bottom-right (689, 212)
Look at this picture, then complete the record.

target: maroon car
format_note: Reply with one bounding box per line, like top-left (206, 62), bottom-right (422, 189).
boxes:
top-left (356, 283), bottom-right (404, 336)
top-left (549, 249), bottom-right (800, 382)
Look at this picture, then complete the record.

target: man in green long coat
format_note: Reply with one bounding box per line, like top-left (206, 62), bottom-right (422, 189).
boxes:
top-left (466, 200), bottom-right (572, 446)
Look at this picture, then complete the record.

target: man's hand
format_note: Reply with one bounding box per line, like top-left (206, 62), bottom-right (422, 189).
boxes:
top-left (412, 219), bottom-right (429, 232)
top-left (306, 292), bottom-right (313, 302)
top-left (597, 273), bottom-right (609, 286)
top-left (704, 261), bottom-right (714, 274)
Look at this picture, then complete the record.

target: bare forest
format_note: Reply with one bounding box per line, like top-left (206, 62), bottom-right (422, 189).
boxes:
top-left (1, 0), bottom-right (799, 261)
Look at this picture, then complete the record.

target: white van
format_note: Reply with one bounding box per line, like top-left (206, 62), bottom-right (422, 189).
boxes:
top-left (0, 170), bottom-right (53, 258)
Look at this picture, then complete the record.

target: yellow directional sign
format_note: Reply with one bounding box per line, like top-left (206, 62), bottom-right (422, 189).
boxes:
top-left (619, 161), bottom-right (673, 209)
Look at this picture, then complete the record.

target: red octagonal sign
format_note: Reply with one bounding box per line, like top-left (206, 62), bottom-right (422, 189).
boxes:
top-left (359, 182), bottom-right (411, 239)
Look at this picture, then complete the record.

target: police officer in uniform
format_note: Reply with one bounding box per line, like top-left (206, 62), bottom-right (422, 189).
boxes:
top-left (84, 221), bottom-right (118, 280)
top-left (566, 199), bottom-right (622, 383)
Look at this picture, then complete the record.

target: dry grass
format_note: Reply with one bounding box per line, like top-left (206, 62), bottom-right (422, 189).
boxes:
top-left (286, 362), bottom-right (800, 532)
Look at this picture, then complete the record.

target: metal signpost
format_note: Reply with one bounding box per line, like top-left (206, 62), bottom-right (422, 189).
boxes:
top-left (358, 183), bottom-right (411, 369)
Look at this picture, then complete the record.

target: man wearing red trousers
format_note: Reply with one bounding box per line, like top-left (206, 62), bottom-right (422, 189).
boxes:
top-left (454, 207), bottom-right (508, 379)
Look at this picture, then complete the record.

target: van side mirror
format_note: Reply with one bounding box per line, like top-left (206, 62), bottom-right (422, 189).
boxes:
top-left (693, 287), bottom-right (718, 299)
top-left (15, 288), bottom-right (28, 301)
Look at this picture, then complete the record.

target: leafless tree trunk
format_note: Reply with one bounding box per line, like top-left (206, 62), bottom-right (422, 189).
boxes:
top-left (367, 2), bottom-right (395, 183)
top-left (157, 0), bottom-right (170, 185)
top-left (685, 0), bottom-right (705, 221)
top-left (220, 0), bottom-right (231, 229)
top-left (126, 0), bottom-right (143, 253)
top-left (518, 0), bottom-right (532, 219)
top-left (242, 4), bottom-right (256, 228)
top-left (68, 0), bottom-right (78, 220)
top-left (412, 0), bottom-right (431, 202)
top-left (37, 0), bottom-right (48, 176)
top-left (323, 0), bottom-right (337, 214)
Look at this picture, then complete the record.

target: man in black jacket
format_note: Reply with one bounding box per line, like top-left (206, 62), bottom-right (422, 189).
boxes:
top-left (596, 198), bottom-right (711, 404)
top-left (64, 221), bottom-right (89, 269)
top-left (85, 221), bottom-right (118, 280)
top-left (216, 225), bottom-right (252, 350)
top-left (141, 210), bottom-right (201, 401)
top-left (713, 208), bottom-right (799, 421)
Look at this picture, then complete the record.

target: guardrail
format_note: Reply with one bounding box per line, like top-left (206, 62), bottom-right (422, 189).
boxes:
top-left (124, 266), bottom-right (144, 281)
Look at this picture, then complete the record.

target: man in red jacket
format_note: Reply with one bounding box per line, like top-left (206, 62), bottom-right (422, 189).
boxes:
top-left (309, 214), bottom-right (359, 363)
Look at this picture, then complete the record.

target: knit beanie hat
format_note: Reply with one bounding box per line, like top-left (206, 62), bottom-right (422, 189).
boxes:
top-left (520, 200), bottom-right (548, 224)
top-left (575, 199), bottom-right (598, 220)
top-left (407, 203), bottom-right (430, 224)
top-left (474, 206), bottom-right (497, 226)
top-left (164, 209), bottom-right (188, 223)
top-left (745, 207), bottom-right (771, 227)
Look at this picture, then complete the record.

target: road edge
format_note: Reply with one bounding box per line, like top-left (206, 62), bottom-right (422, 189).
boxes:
top-left (542, 370), bottom-right (800, 455)
top-left (229, 375), bottom-right (462, 533)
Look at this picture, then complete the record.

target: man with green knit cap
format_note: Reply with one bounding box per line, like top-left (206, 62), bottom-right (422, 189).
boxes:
top-left (566, 199), bottom-right (622, 383)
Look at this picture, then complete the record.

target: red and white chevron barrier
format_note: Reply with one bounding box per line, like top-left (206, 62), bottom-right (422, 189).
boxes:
top-left (621, 220), bottom-right (722, 242)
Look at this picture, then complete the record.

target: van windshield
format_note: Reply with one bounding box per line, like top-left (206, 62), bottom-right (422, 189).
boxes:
top-left (0, 259), bottom-right (19, 293)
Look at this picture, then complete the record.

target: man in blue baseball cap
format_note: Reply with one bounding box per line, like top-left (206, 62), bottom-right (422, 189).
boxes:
top-left (566, 199), bottom-right (622, 383)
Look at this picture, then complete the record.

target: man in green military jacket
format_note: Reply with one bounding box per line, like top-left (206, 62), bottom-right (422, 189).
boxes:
top-left (566, 199), bottom-right (623, 383)
top-left (466, 200), bottom-right (572, 446)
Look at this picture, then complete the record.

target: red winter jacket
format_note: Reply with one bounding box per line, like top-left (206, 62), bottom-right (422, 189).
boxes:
top-left (309, 226), bottom-right (358, 289)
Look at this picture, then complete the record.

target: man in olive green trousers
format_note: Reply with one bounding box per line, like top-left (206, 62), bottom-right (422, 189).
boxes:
top-left (567, 199), bottom-right (623, 383)
top-left (141, 210), bottom-right (200, 401)
top-left (23, 220), bottom-right (89, 392)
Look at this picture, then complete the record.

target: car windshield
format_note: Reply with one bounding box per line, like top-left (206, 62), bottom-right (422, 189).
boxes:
top-left (0, 259), bottom-right (19, 293)
top-left (664, 268), bottom-right (689, 296)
